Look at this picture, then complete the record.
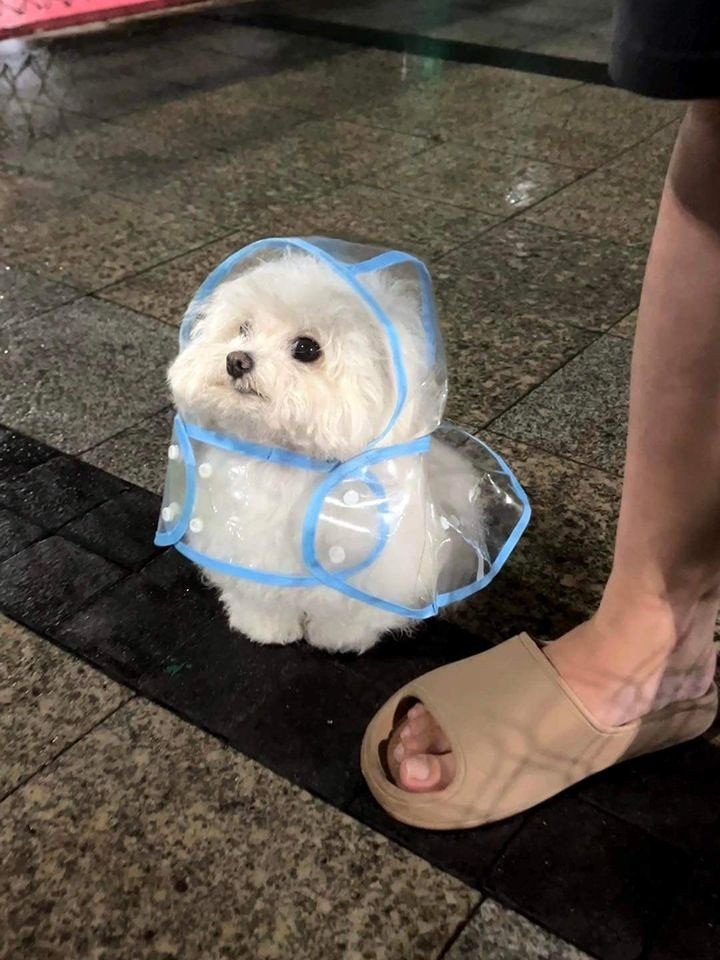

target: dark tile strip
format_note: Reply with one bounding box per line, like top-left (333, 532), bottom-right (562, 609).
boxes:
top-left (0, 423), bottom-right (716, 960)
top-left (486, 795), bottom-right (694, 960)
top-left (211, 9), bottom-right (612, 86)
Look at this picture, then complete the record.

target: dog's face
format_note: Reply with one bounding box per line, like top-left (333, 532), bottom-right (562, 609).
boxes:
top-left (168, 254), bottom-right (401, 460)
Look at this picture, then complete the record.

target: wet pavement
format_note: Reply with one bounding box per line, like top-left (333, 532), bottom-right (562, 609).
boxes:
top-left (1, 5), bottom-right (718, 960)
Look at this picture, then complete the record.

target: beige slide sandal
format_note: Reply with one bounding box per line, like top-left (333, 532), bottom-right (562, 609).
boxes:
top-left (361, 634), bottom-right (718, 830)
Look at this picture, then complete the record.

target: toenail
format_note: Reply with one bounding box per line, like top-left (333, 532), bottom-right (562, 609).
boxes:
top-left (400, 725), bottom-right (412, 741)
top-left (408, 704), bottom-right (424, 718)
top-left (393, 742), bottom-right (404, 762)
top-left (405, 757), bottom-right (430, 781)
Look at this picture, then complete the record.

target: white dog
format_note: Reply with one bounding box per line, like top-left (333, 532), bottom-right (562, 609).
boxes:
top-left (167, 251), bottom-right (482, 653)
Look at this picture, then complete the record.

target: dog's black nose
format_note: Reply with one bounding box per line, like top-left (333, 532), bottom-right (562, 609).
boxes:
top-left (226, 350), bottom-right (254, 379)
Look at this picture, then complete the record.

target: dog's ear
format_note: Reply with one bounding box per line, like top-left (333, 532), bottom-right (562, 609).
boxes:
top-left (357, 267), bottom-right (446, 441)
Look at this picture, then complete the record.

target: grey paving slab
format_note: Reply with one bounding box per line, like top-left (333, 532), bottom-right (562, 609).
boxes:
top-left (181, 20), bottom-right (350, 61)
top-left (0, 296), bottom-right (175, 452)
top-left (436, 220), bottom-right (644, 333)
top-left (524, 168), bottom-right (661, 246)
top-left (523, 25), bottom-right (612, 62)
top-left (447, 899), bottom-right (594, 959)
top-left (112, 118), bottom-right (431, 226)
top-left (338, 61), bottom-right (579, 137)
top-left (369, 140), bottom-right (581, 217)
top-left (0, 614), bottom-right (129, 797)
top-left (0, 100), bottom-right (92, 165)
top-left (491, 335), bottom-right (631, 474)
top-left (0, 697), bottom-right (479, 960)
top-left (352, 71), bottom-right (678, 170)
top-left (602, 120), bottom-right (680, 192)
top-left (2, 114), bottom-right (192, 190)
top-left (430, 13), bottom-right (559, 48)
top-left (484, 0), bottom-right (611, 28)
top-left (99, 192), bottom-right (498, 325)
top-left (610, 309), bottom-right (637, 339)
top-left (81, 408), bottom-right (175, 494)
top-left (0, 262), bottom-right (79, 322)
top-left (0, 171), bottom-right (223, 290)
top-left (470, 83), bottom-right (679, 170)
top-left (117, 84), bottom-right (314, 157)
top-left (437, 274), bottom-right (596, 427)
top-left (214, 44), bottom-right (483, 119)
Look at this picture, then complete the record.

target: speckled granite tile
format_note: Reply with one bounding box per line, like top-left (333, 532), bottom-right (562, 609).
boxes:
top-left (0, 103), bottom-right (96, 169)
top-left (118, 86), bottom-right (313, 156)
top-left (250, 185), bottom-right (497, 260)
top-left (110, 150), bottom-right (333, 226)
top-left (610, 309), bottom-right (637, 339)
top-left (524, 169), bottom-right (661, 247)
top-left (429, 13), bottom-right (558, 48)
top-left (470, 83), bottom-right (681, 170)
top-left (491, 335), bottom-right (630, 474)
top-left (3, 115), bottom-right (189, 190)
top-left (603, 120), bottom-right (680, 192)
top-left (0, 698), bottom-right (479, 960)
top-left (99, 192), bottom-right (497, 323)
top-left (220, 45), bottom-right (488, 118)
top-left (348, 65), bottom-right (578, 142)
top-left (112, 119), bottom-right (430, 226)
top-left (522, 26), bottom-right (611, 62)
top-left (0, 171), bottom-right (222, 289)
top-left (0, 262), bottom-right (79, 322)
top-left (476, 0), bottom-right (609, 28)
top-left (81, 409), bottom-right (175, 494)
top-left (437, 276), bottom-right (594, 427)
top-left (446, 899), bottom-right (592, 959)
top-left (6, 37), bottom-right (243, 121)
top-left (436, 220), bottom-right (645, 333)
top-left (369, 141), bottom-right (580, 217)
top-left (254, 116), bottom-right (445, 188)
top-left (98, 235), bottom-right (247, 325)
top-left (0, 615), bottom-right (128, 797)
top-left (314, 0), bottom-right (473, 32)
top-left (443, 432), bottom-right (620, 642)
top-left (350, 69), bottom-right (678, 170)
top-left (0, 296), bottom-right (175, 452)
top-left (184, 20), bottom-right (349, 61)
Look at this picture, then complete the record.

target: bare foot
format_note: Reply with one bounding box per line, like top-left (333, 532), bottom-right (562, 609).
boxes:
top-left (393, 594), bottom-right (717, 793)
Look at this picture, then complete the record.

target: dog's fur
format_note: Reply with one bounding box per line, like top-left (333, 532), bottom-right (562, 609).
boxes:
top-left (168, 252), bottom-right (480, 653)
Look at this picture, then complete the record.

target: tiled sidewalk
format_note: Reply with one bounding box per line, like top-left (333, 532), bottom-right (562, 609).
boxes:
top-left (1, 7), bottom-right (718, 960)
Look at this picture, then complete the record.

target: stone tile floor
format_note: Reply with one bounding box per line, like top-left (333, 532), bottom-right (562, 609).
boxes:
top-left (250, 0), bottom-right (615, 64)
top-left (0, 5), bottom-right (717, 960)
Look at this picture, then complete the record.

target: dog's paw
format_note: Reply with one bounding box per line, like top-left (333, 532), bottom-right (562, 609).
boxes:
top-left (305, 621), bottom-right (382, 655)
top-left (227, 608), bottom-right (302, 646)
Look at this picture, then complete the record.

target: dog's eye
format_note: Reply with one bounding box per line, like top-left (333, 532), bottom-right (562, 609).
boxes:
top-left (238, 321), bottom-right (251, 338)
top-left (292, 337), bottom-right (322, 363)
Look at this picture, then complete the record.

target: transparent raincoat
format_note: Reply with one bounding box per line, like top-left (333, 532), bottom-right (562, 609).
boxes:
top-left (156, 238), bottom-right (531, 619)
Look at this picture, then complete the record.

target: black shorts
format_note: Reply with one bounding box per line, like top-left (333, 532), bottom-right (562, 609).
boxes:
top-left (611, 0), bottom-right (720, 99)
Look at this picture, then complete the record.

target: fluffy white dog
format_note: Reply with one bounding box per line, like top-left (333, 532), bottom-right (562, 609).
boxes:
top-left (167, 251), bottom-right (482, 653)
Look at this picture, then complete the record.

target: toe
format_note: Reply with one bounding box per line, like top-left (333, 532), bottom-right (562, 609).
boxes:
top-left (399, 710), bottom-right (452, 757)
top-left (399, 752), bottom-right (456, 793)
